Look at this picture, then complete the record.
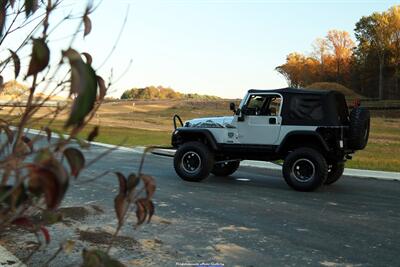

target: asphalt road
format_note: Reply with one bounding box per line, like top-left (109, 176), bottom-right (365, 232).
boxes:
top-left (2, 144), bottom-right (400, 267)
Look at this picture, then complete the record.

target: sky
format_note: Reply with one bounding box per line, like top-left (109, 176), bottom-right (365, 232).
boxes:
top-left (2, 0), bottom-right (399, 98)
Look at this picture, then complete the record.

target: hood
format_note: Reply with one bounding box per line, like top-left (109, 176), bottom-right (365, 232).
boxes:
top-left (184, 116), bottom-right (235, 128)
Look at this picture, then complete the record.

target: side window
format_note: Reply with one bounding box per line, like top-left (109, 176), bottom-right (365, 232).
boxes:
top-left (245, 94), bottom-right (282, 116)
top-left (268, 97), bottom-right (282, 116)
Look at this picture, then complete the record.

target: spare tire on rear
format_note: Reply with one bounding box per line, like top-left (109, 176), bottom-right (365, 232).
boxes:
top-left (348, 107), bottom-right (370, 150)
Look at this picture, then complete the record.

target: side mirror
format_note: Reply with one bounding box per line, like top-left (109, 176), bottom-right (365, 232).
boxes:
top-left (229, 102), bottom-right (236, 112)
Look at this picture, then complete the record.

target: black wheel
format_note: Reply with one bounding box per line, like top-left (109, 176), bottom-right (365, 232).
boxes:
top-left (282, 147), bottom-right (328, 192)
top-left (211, 161), bottom-right (240, 176)
top-left (174, 141), bottom-right (214, 182)
top-left (325, 162), bottom-right (345, 185)
top-left (349, 107), bottom-right (370, 150)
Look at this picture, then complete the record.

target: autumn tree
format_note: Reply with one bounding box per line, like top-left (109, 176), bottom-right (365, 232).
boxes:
top-left (326, 30), bottom-right (355, 82)
top-left (353, 5), bottom-right (400, 99)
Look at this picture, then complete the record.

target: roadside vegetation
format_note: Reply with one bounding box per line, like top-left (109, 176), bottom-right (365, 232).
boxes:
top-left (0, 1), bottom-right (156, 266)
top-left (120, 85), bottom-right (221, 100)
top-left (2, 99), bottom-right (399, 172)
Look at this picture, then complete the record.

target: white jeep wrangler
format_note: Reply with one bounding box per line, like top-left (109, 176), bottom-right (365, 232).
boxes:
top-left (171, 88), bottom-right (370, 191)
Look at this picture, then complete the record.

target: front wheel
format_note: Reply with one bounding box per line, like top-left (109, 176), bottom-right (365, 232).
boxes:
top-left (174, 142), bottom-right (214, 182)
top-left (282, 147), bottom-right (328, 192)
top-left (211, 161), bottom-right (240, 176)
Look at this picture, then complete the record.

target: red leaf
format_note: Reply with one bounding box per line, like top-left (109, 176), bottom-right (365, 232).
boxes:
top-left (12, 217), bottom-right (33, 227)
top-left (81, 52), bottom-right (92, 65)
top-left (114, 194), bottom-right (127, 226)
top-left (115, 172), bottom-right (127, 195)
top-left (63, 147), bottom-right (85, 177)
top-left (137, 198), bottom-right (155, 224)
top-left (40, 226), bottom-right (51, 244)
top-left (141, 175), bottom-right (156, 200)
top-left (28, 156), bottom-right (69, 210)
top-left (127, 173), bottom-right (139, 192)
top-left (83, 15), bottom-right (92, 37)
top-left (135, 199), bottom-right (147, 226)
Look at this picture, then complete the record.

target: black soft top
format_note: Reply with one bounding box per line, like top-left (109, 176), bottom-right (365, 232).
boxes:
top-left (248, 88), bottom-right (334, 95)
top-left (247, 88), bottom-right (349, 126)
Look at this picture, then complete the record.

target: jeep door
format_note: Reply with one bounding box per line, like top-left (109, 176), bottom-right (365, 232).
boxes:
top-left (235, 93), bottom-right (282, 145)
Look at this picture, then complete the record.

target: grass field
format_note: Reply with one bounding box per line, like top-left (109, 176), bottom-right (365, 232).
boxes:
top-left (1, 100), bottom-right (399, 172)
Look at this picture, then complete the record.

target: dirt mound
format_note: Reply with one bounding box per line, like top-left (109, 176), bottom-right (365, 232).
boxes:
top-left (306, 82), bottom-right (362, 98)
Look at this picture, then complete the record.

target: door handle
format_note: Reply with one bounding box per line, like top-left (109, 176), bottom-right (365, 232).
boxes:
top-left (269, 118), bottom-right (277, 125)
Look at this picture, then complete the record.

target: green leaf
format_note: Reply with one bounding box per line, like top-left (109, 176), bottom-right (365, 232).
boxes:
top-left (0, 1), bottom-right (6, 38)
top-left (42, 126), bottom-right (52, 142)
top-left (63, 49), bottom-right (97, 128)
top-left (97, 76), bottom-right (107, 100)
top-left (24, 0), bottom-right (38, 17)
top-left (8, 49), bottom-right (20, 78)
top-left (0, 75), bottom-right (3, 93)
top-left (63, 147), bottom-right (85, 177)
top-left (27, 38), bottom-right (50, 76)
top-left (0, 185), bottom-right (28, 208)
top-left (87, 126), bottom-right (99, 142)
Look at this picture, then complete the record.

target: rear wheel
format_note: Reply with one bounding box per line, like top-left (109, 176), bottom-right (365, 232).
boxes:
top-left (325, 162), bottom-right (345, 185)
top-left (211, 161), bottom-right (240, 176)
top-left (174, 141), bottom-right (214, 182)
top-left (283, 147), bottom-right (328, 191)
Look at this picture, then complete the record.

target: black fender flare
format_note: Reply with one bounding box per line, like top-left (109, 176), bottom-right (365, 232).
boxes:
top-left (276, 131), bottom-right (330, 154)
top-left (172, 128), bottom-right (220, 151)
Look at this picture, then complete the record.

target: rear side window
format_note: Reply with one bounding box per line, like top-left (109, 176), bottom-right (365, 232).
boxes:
top-left (289, 95), bottom-right (323, 121)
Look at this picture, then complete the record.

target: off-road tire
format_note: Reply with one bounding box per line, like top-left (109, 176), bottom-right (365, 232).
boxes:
top-left (283, 147), bottom-right (328, 192)
top-left (211, 161), bottom-right (240, 176)
top-left (325, 162), bottom-right (345, 185)
top-left (174, 141), bottom-right (214, 182)
top-left (349, 107), bottom-right (370, 150)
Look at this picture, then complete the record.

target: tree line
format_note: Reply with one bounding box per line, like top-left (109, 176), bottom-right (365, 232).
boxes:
top-left (276, 5), bottom-right (400, 99)
top-left (121, 86), bottom-right (220, 100)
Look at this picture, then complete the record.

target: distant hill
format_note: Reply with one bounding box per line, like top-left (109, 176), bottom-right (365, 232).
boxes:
top-left (0, 80), bottom-right (66, 101)
top-left (120, 86), bottom-right (221, 100)
top-left (305, 82), bottom-right (362, 98)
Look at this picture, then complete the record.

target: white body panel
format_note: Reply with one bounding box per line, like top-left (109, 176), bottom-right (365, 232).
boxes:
top-left (183, 92), bottom-right (318, 146)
